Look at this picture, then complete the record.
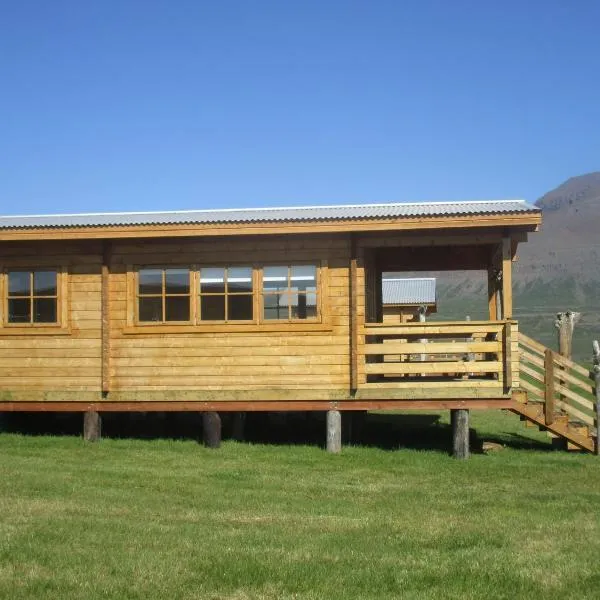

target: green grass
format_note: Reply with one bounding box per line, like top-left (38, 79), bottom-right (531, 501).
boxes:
top-left (1, 411), bottom-right (600, 599)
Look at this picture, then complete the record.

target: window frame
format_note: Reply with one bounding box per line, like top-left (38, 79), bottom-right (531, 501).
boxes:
top-left (197, 265), bottom-right (256, 324)
top-left (259, 262), bottom-right (321, 324)
top-left (126, 260), bottom-right (327, 332)
top-left (0, 266), bottom-right (69, 332)
top-left (134, 266), bottom-right (194, 325)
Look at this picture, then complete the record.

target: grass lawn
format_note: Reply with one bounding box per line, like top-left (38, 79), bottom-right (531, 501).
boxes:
top-left (1, 410), bottom-right (600, 599)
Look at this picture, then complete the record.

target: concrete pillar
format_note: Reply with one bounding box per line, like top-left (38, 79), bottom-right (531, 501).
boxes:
top-left (451, 409), bottom-right (469, 459)
top-left (202, 412), bottom-right (221, 449)
top-left (83, 411), bottom-right (101, 442)
top-left (326, 410), bottom-right (341, 453)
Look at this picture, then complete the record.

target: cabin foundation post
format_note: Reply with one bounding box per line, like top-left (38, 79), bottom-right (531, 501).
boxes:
top-left (202, 412), bottom-right (222, 448)
top-left (451, 409), bottom-right (469, 459)
top-left (83, 411), bottom-right (101, 442)
top-left (326, 410), bottom-right (342, 453)
top-left (231, 412), bottom-right (246, 441)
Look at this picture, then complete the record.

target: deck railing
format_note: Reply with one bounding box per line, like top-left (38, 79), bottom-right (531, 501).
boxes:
top-left (519, 333), bottom-right (597, 431)
top-left (360, 320), bottom-right (516, 392)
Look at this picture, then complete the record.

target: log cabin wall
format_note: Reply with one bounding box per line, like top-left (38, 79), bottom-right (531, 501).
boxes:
top-left (0, 241), bottom-right (103, 398)
top-left (108, 233), bottom-right (361, 396)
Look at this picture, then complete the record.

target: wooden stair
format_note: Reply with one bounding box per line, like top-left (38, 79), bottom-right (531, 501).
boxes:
top-left (509, 399), bottom-right (595, 452)
top-left (511, 333), bottom-right (598, 453)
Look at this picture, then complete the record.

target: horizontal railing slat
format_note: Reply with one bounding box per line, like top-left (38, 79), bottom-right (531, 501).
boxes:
top-left (518, 333), bottom-right (547, 356)
top-left (366, 361), bottom-right (503, 375)
top-left (520, 349), bottom-right (545, 369)
top-left (364, 341), bottom-right (501, 355)
top-left (555, 383), bottom-right (595, 412)
top-left (521, 379), bottom-right (544, 400)
top-left (555, 399), bottom-right (596, 427)
top-left (362, 324), bottom-right (504, 336)
top-left (520, 363), bottom-right (545, 386)
top-left (552, 352), bottom-right (592, 379)
top-left (553, 368), bottom-right (595, 395)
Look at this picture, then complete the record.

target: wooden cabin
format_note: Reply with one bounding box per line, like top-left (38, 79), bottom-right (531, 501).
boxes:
top-left (382, 277), bottom-right (437, 324)
top-left (0, 200), bottom-right (545, 453)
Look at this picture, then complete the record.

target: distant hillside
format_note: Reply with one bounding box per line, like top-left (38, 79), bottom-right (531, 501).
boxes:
top-left (513, 172), bottom-right (600, 360)
top-left (433, 172), bottom-right (600, 361)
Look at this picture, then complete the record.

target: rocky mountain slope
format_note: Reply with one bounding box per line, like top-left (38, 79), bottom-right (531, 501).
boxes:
top-left (513, 172), bottom-right (600, 360)
top-left (433, 172), bottom-right (600, 361)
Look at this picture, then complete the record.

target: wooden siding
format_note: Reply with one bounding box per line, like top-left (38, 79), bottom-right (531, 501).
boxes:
top-left (0, 230), bottom-right (521, 404)
top-left (0, 241), bottom-right (102, 391)
top-left (108, 234), bottom-right (356, 392)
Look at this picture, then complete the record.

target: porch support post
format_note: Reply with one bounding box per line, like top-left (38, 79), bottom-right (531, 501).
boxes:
top-left (326, 410), bottom-right (342, 453)
top-left (451, 409), bottom-right (469, 459)
top-left (202, 412), bottom-right (222, 449)
top-left (487, 268), bottom-right (499, 321)
top-left (501, 237), bottom-right (513, 319)
top-left (350, 233), bottom-right (358, 392)
top-left (83, 411), bottom-right (101, 442)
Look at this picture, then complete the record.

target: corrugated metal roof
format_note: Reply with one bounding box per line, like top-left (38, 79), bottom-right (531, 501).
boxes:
top-left (382, 278), bottom-right (437, 306)
top-left (0, 200), bottom-right (538, 229)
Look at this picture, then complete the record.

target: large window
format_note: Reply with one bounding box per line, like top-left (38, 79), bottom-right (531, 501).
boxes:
top-left (137, 268), bottom-right (191, 323)
top-left (199, 266), bottom-right (253, 321)
top-left (6, 269), bottom-right (58, 324)
top-left (263, 265), bottom-right (317, 321)
top-left (133, 263), bottom-right (320, 326)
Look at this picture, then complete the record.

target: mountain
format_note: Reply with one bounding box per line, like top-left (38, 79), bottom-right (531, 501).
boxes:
top-left (431, 172), bottom-right (600, 361)
top-left (513, 172), bottom-right (600, 360)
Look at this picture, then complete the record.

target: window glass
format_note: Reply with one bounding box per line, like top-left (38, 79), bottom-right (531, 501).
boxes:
top-left (291, 265), bottom-right (316, 283)
top-left (139, 297), bottom-right (162, 322)
top-left (139, 269), bottom-right (163, 295)
top-left (8, 271), bottom-right (30, 296)
top-left (8, 299), bottom-right (30, 323)
top-left (200, 268), bottom-right (226, 294)
top-left (201, 295), bottom-right (225, 321)
top-left (263, 266), bottom-right (288, 292)
top-left (263, 294), bottom-right (286, 320)
top-left (34, 271), bottom-right (57, 296)
top-left (228, 267), bottom-right (252, 293)
top-left (165, 268), bottom-right (190, 295)
top-left (34, 298), bottom-right (57, 323)
top-left (229, 294), bottom-right (253, 320)
top-left (165, 296), bottom-right (190, 321)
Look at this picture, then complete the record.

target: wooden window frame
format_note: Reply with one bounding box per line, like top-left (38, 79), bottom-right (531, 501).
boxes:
top-left (134, 266), bottom-right (194, 326)
top-left (0, 266), bottom-right (69, 334)
top-left (124, 260), bottom-right (329, 333)
top-left (197, 265), bottom-right (256, 324)
top-left (259, 262), bottom-right (322, 324)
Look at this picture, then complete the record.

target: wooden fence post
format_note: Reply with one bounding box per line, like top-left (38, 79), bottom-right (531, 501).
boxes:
top-left (555, 311), bottom-right (581, 359)
top-left (593, 341), bottom-right (600, 456)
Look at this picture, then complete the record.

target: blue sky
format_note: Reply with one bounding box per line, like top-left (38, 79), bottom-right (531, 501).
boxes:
top-left (0, 0), bottom-right (598, 214)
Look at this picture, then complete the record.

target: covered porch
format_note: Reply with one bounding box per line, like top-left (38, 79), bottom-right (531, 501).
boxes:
top-left (353, 229), bottom-right (522, 400)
